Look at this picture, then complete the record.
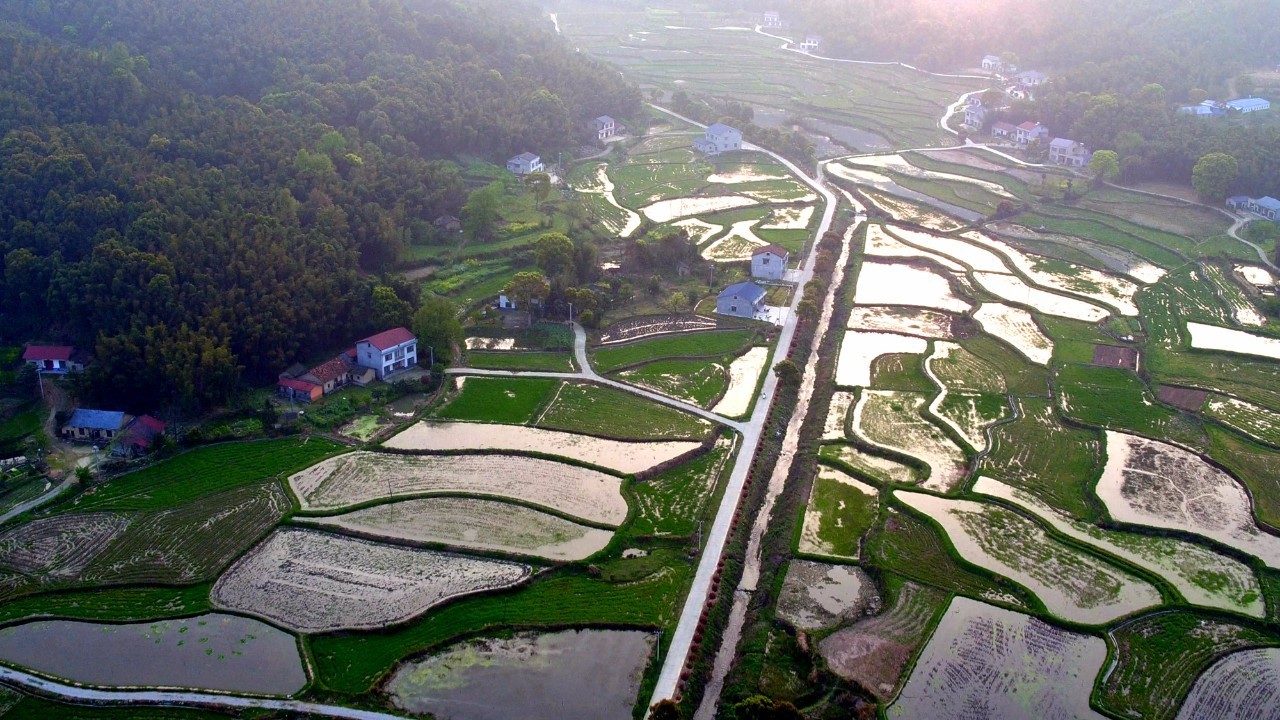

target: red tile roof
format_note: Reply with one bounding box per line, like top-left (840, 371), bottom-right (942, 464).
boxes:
top-left (279, 377), bottom-right (319, 393)
top-left (361, 327), bottom-right (415, 351)
top-left (304, 356), bottom-right (352, 384)
top-left (752, 244), bottom-right (790, 258)
top-left (1016, 121), bottom-right (1039, 131)
top-left (23, 345), bottom-right (73, 361)
top-left (122, 415), bottom-right (166, 448)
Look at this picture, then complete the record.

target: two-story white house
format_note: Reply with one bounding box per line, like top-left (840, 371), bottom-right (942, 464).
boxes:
top-left (762, 10), bottom-right (781, 27)
top-left (964, 99), bottom-right (988, 129)
top-left (800, 35), bottom-right (821, 52)
top-left (356, 327), bottom-right (418, 380)
top-left (1014, 121), bottom-right (1050, 147)
top-left (981, 55), bottom-right (1003, 72)
top-left (693, 123), bottom-right (743, 155)
top-left (751, 244), bottom-right (790, 281)
top-left (594, 116), bottom-right (617, 141)
top-left (506, 152), bottom-right (544, 176)
top-left (1049, 138), bottom-right (1091, 167)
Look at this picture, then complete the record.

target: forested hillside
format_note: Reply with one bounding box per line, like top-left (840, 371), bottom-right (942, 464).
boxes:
top-left (0, 0), bottom-right (639, 411)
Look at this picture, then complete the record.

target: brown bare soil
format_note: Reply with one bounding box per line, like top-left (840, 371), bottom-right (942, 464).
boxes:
top-left (1157, 385), bottom-right (1209, 412)
top-left (1092, 345), bottom-right (1139, 371)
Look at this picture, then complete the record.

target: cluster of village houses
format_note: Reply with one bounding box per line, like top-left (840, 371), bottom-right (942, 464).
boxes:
top-left (21, 346), bottom-right (165, 457)
top-left (18, 326), bottom-right (420, 458)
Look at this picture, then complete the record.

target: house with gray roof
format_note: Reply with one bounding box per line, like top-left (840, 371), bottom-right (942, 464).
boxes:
top-left (1049, 138), bottom-right (1091, 167)
top-left (982, 55), bottom-right (1003, 72)
top-left (594, 116), bottom-right (617, 141)
top-left (717, 282), bottom-right (766, 319)
top-left (693, 124), bottom-right (743, 155)
top-left (1226, 98), bottom-right (1271, 113)
top-left (506, 152), bottom-right (544, 176)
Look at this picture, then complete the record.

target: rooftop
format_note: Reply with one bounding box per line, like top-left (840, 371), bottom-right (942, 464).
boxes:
top-left (362, 327), bottom-right (416, 351)
top-left (1227, 97), bottom-right (1271, 111)
top-left (305, 355), bottom-right (352, 384)
top-left (706, 123), bottom-right (740, 135)
top-left (22, 345), bottom-right (73, 361)
top-left (720, 281), bottom-right (766, 302)
top-left (67, 409), bottom-right (128, 431)
top-left (279, 377), bottom-right (319, 393)
top-left (509, 152), bottom-right (540, 163)
top-left (753, 244), bottom-right (790, 258)
top-left (1256, 196), bottom-right (1280, 210)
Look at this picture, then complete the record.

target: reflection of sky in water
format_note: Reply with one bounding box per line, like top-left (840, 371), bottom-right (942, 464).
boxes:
top-left (390, 629), bottom-right (654, 720)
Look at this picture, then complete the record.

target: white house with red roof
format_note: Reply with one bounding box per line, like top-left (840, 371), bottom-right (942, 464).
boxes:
top-left (22, 345), bottom-right (84, 374)
top-left (356, 327), bottom-right (418, 380)
top-left (751, 244), bottom-right (790, 281)
top-left (1014, 121), bottom-right (1049, 147)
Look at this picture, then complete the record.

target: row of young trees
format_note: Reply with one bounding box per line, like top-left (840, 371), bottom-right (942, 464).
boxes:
top-left (0, 0), bottom-right (640, 412)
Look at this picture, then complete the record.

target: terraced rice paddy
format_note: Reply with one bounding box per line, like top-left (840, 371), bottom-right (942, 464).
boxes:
top-left (846, 306), bottom-right (953, 338)
top-left (798, 466), bottom-right (878, 559)
top-left (835, 331), bottom-right (928, 387)
top-left (0, 614), bottom-right (307, 695)
top-left (1176, 648), bottom-right (1280, 720)
top-left (853, 391), bottom-right (968, 492)
top-left (964, 231), bottom-right (1143, 315)
top-left (641, 195), bottom-right (759, 223)
top-left (212, 528), bottom-right (532, 633)
top-left (306, 497), bottom-right (614, 561)
top-left (288, 451), bottom-right (628, 525)
top-left (701, 219), bottom-right (768, 261)
top-left (971, 303), bottom-right (1055, 364)
top-left (864, 225), bottom-right (964, 271)
top-left (822, 444), bottom-right (920, 485)
top-left (889, 596), bottom-right (1108, 719)
top-left (818, 581), bottom-right (946, 699)
top-left (572, 164), bottom-right (642, 237)
top-left (1204, 395), bottom-right (1280, 446)
top-left (776, 561), bottom-right (875, 631)
top-left (712, 346), bottom-right (767, 416)
top-left (616, 358), bottom-right (726, 407)
top-left (853, 261), bottom-right (971, 313)
top-left (895, 491), bottom-right (1162, 624)
top-left (892, 226), bottom-right (1011, 273)
top-left (973, 272), bottom-right (1110, 322)
top-left (1187, 322), bottom-right (1280, 360)
top-left (823, 391), bottom-right (855, 440)
top-left (384, 422), bottom-right (701, 474)
top-left (974, 477), bottom-right (1263, 616)
top-left (1097, 432), bottom-right (1280, 567)
top-left (925, 341), bottom-right (1007, 394)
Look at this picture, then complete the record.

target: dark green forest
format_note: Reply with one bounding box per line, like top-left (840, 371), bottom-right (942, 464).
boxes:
top-left (0, 0), bottom-right (639, 411)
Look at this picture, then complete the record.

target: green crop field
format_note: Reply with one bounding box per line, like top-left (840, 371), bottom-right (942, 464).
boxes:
top-left (802, 471), bottom-right (878, 557)
top-left (1098, 612), bottom-right (1278, 720)
top-left (433, 377), bottom-right (558, 424)
top-left (870, 353), bottom-right (934, 392)
top-left (1, 699), bottom-right (234, 720)
top-left (1205, 425), bottom-right (1280, 528)
top-left (0, 584), bottom-right (212, 626)
top-left (59, 438), bottom-right (342, 513)
top-left (592, 330), bottom-right (756, 373)
top-left (536, 382), bottom-right (713, 440)
top-left (630, 438), bottom-right (734, 536)
top-left (959, 335), bottom-right (1051, 396)
top-left (466, 351), bottom-right (575, 372)
top-left (1056, 364), bottom-right (1201, 444)
top-left (615, 358), bottom-right (728, 408)
top-left (979, 397), bottom-right (1102, 521)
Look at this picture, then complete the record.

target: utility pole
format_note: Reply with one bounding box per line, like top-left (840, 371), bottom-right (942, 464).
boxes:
top-left (568, 302), bottom-right (574, 325)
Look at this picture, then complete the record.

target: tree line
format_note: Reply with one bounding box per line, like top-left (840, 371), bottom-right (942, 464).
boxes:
top-left (0, 0), bottom-right (640, 412)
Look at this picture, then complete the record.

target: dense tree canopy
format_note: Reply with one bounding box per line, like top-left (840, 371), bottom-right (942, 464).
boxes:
top-left (0, 0), bottom-right (639, 411)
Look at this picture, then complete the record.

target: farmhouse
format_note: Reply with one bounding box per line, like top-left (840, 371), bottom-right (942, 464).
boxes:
top-left (594, 115), bottom-right (617, 141)
top-left (506, 152), bottom-right (543, 176)
top-left (356, 327), bottom-right (418, 380)
top-left (1231, 196), bottom-right (1280, 221)
top-left (982, 55), bottom-right (1003, 72)
top-left (278, 377), bottom-right (323, 404)
top-left (433, 215), bottom-right (462, 233)
top-left (1015, 121), bottom-right (1050, 146)
top-left (694, 123), bottom-right (743, 155)
top-left (800, 35), bottom-right (821, 52)
top-left (1178, 104), bottom-right (1215, 116)
top-left (1049, 138), bottom-right (1090, 167)
top-left (963, 100), bottom-right (988, 129)
top-left (717, 282), bottom-right (766, 319)
top-left (762, 10), bottom-right (781, 27)
top-left (115, 415), bottom-right (166, 457)
top-left (752, 244), bottom-right (790, 280)
top-left (22, 345), bottom-right (84, 374)
top-left (62, 409), bottom-right (132, 443)
top-left (1015, 70), bottom-right (1048, 88)
top-left (991, 121), bottom-right (1017, 139)
top-left (1226, 97), bottom-right (1271, 113)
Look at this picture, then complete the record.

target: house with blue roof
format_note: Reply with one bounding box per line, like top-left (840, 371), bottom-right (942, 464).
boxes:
top-left (717, 282), bottom-right (766, 319)
top-left (1253, 196), bottom-right (1280, 221)
top-left (62, 409), bottom-right (133, 443)
top-left (1226, 98), bottom-right (1271, 114)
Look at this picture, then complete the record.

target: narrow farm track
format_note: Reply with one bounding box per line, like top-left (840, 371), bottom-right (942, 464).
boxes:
top-left (0, 665), bottom-right (412, 720)
top-left (644, 103), bottom-right (839, 713)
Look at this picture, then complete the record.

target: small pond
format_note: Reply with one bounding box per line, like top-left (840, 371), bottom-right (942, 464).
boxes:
top-left (387, 629), bottom-right (654, 720)
top-left (0, 613), bottom-right (306, 695)
top-left (387, 393), bottom-right (428, 418)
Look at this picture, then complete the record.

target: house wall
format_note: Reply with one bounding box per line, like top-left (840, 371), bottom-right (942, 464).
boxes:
top-left (716, 294), bottom-right (758, 318)
top-left (752, 253), bottom-right (786, 280)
